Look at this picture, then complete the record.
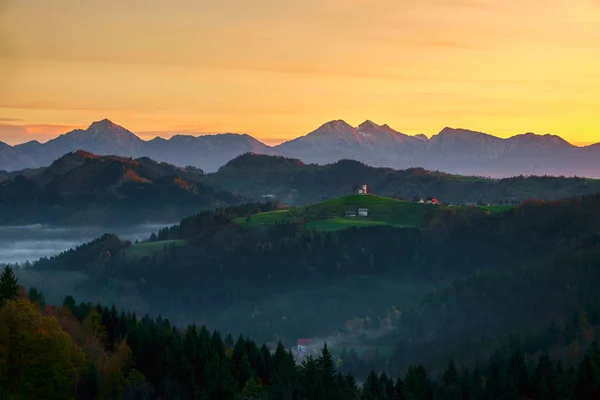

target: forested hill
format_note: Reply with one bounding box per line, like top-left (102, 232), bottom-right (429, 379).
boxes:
top-left (19, 193), bottom-right (600, 382)
top-left (207, 153), bottom-right (600, 205)
top-left (2, 269), bottom-right (600, 399)
top-left (0, 150), bottom-right (249, 226)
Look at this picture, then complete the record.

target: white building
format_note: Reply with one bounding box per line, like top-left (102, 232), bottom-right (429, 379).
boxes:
top-left (358, 208), bottom-right (368, 217)
top-left (356, 183), bottom-right (368, 195)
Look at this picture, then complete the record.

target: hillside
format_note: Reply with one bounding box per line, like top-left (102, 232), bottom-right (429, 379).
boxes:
top-left (0, 150), bottom-right (248, 226)
top-left (209, 153), bottom-right (600, 206)
top-left (236, 194), bottom-right (452, 231)
top-left (4, 273), bottom-right (600, 399)
top-left (20, 193), bottom-right (600, 370)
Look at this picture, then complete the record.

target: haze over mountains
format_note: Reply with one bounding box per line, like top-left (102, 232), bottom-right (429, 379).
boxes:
top-left (2, 118), bottom-right (599, 178)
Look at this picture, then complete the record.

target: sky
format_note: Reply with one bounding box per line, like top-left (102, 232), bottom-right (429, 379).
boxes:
top-left (1, 0), bottom-right (600, 146)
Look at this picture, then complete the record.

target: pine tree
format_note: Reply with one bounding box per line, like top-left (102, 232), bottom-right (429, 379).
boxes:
top-left (394, 376), bottom-right (405, 400)
top-left (383, 374), bottom-right (395, 400)
top-left (316, 343), bottom-right (337, 399)
top-left (299, 356), bottom-right (319, 400)
top-left (361, 370), bottom-right (381, 400)
top-left (0, 265), bottom-right (18, 306)
top-left (27, 286), bottom-right (45, 309)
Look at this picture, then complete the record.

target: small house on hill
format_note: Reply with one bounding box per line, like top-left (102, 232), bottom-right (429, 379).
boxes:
top-left (297, 338), bottom-right (313, 354)
top-left (358, 208), bottom-right (368, 217)
top-left (356, 183), bottom-right (368, 195)
top-left (345, 210), bottom-right (357, 217)
top-left (426, 197), bottom-right (440, 205)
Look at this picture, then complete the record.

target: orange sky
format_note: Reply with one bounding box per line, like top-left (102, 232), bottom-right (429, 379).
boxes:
top-left (1, 0), bottom-right (600, 145)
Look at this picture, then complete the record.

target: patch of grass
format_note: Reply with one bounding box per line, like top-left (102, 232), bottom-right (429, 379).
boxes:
top-left (305, 218), bottom-right (390, 231)
top-left (477, 204), bottom-right (514, 213)
top-left (122, 239), bottom-right (186, 259)
top-left (236, 194), bottom-right (436, 231)
top-left (236, 194), bottom-right (515, 232)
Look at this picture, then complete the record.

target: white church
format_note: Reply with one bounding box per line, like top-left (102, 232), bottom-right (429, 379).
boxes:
top-left (356, 183), bottom-right (368, 195)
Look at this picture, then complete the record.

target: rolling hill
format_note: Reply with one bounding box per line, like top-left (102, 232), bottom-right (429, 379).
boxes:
top-left (0, 150), bottom-right (248, 226)
top-left (235, 193), bottom-right (511, 232)
top-left (208, 153), bottom-right (600, 206)
top-left (236, 194), bottom-right (429, 231)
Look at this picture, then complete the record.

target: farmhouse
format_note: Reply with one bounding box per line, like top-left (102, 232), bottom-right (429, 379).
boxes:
top-left (297, 338), bottom-right (313, 355)
top-left (426, 197), bottom-right (440, 205)
top-left (356, 183), bottom-right (368, 195)
top-left (358, 208), bottom-right (368, 217)
top-left (345, 210), bottom-right (357, 217)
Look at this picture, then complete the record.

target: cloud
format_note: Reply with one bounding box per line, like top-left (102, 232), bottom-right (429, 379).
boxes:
top-left (0, 117), bottom-right (23, 122)
top-left (0, 123), bottom-right (77, 145)
top-left (0, 123), bottom-right (27, 143)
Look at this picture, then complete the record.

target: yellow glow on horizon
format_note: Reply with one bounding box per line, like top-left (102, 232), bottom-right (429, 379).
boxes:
top-left (1, 0), bottom-right (600, 145)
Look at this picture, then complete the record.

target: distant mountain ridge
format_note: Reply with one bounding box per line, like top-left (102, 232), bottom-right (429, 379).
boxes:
top-left (2, 118), bottom-right (599, 178)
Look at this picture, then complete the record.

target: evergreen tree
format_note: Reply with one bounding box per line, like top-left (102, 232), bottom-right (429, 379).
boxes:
top-left (345, 372), bottom-right (359, 400)
top-left (394, 376), bottom-right (405, 400)
top-left (382, 373), bottom-right (395, 400)
top-left (28, 286), bottom-right (45, 309)
top-left (533, 353), bottom-right (557, 399)
top-left (299, 356), bottom-right (319, 400)
top-left (316, 343), bottom-right (337, 400)
top-left (507, 349), bottom-right (532, 399)
top-left (0, 266), bottom-right (18, 305)
top-left (361, 371), bottom-right (381, 400)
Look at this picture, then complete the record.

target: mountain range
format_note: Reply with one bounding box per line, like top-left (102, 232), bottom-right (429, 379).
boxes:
top-left (2, 118), bottom-right (599, 178)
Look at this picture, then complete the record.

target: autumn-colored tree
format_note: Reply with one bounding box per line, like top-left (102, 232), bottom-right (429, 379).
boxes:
top-left (240, 376), bottom-right (265, 399)
top-left (0, 299), bottom-right (87, 399)
top-left (84, 309), bottom-right (109, 346)
top-left (97, 341), bottom-right (133, 400)
top-left (45, 305), bottom-right (107, 363)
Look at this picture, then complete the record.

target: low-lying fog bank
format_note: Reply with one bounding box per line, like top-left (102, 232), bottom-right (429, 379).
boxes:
top-left (0, 222), bottom-right (174, 265)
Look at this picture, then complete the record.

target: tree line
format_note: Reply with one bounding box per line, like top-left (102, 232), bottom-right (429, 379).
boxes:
top-left (2, 267), bottom-right (600, 399)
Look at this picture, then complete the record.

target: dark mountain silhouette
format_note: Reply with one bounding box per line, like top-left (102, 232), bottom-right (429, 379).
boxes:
top-left (207, 153), bottom-right (600, 206)
top-left (1, 119), bottom-right (599, 177)
top-left (0, 150), bottom-right (248, 226)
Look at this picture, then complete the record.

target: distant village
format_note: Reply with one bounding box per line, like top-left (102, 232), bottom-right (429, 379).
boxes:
top-left (343, 183), bottom-right (440, 218)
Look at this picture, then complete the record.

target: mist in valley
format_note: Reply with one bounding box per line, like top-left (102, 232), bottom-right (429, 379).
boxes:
top-left (3, 222), bottom-right (174, 307)
top-left (0, 222), bottom-right (174, 265)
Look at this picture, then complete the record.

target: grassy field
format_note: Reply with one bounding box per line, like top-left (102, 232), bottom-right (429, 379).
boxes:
top-left (236, 194), bottom-right (434, 231)
top-left (122, 239), bottom-right (187, 259)
top-left (236, 194), bottom-right (516, 232)
top-left (478, 204), bottom-right (515, 213)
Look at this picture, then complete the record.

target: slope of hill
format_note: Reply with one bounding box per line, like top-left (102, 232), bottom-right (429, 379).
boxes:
top-left (0, 150), bottom-right (248, 226)
top-left (208, 153), bottom-right (600, 206)
top-left (18, 193), bottom-right (600, 381)
top-left (236, 194), bottom-right (450, 231)
top-left (2, 118), bottom-right (600, 177)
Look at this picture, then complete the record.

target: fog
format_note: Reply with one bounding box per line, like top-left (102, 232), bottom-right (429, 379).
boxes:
top-left (0, 222), bottom-right (174, 265)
